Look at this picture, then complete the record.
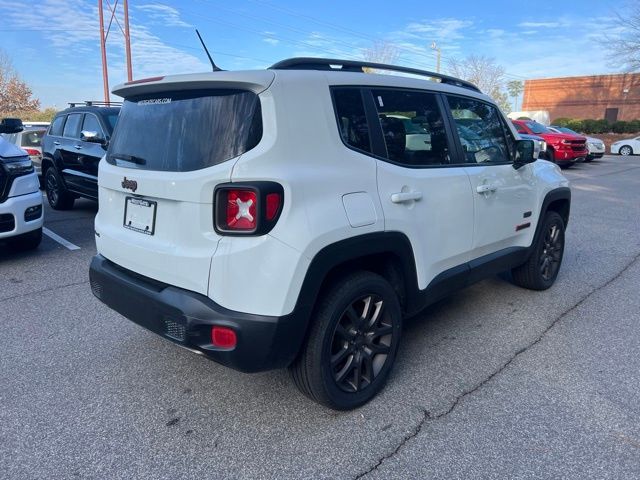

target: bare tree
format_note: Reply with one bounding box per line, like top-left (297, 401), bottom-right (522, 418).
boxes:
top-left (448, 55), bottom-right (511, 112)
top-left (608, 1), bottom-right (640, 71)
top-left (0, 49), bottom-right (40, 116)
top-left (362, 41), bottom-right (400, 73)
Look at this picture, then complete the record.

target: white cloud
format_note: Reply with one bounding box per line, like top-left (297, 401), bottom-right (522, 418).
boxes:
top-left (0, 0), bottom-right (207, 105)
top-left (518, 21), bottom-right (561, 28)
top-left (135, 4), bottom-right (191, 28)
top-left (263, 37), bottom-right (280, 45)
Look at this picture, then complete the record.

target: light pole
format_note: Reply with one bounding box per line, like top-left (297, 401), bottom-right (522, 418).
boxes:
top-left (431, 41), bottom-right (441, 73)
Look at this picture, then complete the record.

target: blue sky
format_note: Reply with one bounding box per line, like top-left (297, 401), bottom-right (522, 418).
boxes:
top-left (0, 0), bottom-right (629, 108)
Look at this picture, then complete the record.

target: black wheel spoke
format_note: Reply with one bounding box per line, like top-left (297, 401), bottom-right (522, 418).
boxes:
top-left (371, 324), bottom-right (392, 339)
top-left (334, 354), bottom-right (355, 384)
top-left (369, 343), bottom-right (391, 355)
top-left (330, 292), bottom-right (397, 394)
top-left (331, 345), bottom-right (350, 367)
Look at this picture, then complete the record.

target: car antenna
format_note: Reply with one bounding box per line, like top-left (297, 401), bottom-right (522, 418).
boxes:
top-left (195, 29), bottom-right (223, 72)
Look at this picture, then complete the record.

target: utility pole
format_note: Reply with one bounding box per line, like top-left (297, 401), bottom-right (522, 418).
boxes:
top-left (98, 0), bottom-right (109, 105)
top-left (431, 41), bottom-right (441, 73)
top-left (123, 0), bottom-right (133, 82)
top-left (98, 0), bottom-right (134, 104)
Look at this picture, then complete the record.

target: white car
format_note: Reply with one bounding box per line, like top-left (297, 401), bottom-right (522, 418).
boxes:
top-left (610, 136), bottom-right (640, 156)
top-left (548, 126), bottom-right (605, 161)
top-left (89, 58), bottom-right (570, 409)
top-left (0, 119), bottom-right (44, 250)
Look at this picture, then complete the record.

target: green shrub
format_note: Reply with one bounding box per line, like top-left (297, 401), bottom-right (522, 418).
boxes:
top-left (552, 117), bottom-right (572, 127)
top-left (612, 121), bottom-right (627, 133)
top-left (566, 119), bottom-right (584, 133)
top-left (625, 119), bottom-right (640, 133)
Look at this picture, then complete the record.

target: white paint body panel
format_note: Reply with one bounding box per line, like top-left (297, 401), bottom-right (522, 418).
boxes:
top-left (0, 175), bottom-right (43, 239)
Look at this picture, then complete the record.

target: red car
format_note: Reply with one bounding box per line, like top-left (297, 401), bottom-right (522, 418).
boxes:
top-left (512, 120), bottom-right (588, 167)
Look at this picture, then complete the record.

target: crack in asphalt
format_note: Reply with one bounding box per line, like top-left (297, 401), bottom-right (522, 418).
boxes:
top-left (0, 280), bottom-right (90, 304)
top-left (353, 408), bottom-right (429, 480)
top-left (353, 251), bottom-right (640, 479)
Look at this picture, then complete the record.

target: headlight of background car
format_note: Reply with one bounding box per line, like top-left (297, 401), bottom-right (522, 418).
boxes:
top-left (541, 140), bottom-right (547, 151)
top-left (2, 157), bottom-right (34, 175)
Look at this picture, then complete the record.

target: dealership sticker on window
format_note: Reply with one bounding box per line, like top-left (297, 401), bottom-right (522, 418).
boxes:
top-left (138, 98), bottom-right (172, 105)
top-left (378, 96), bottom-right (384, 107)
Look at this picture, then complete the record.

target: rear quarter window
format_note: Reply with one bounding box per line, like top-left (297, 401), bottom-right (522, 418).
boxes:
top-left (49, 115), bottom-right (65, 136)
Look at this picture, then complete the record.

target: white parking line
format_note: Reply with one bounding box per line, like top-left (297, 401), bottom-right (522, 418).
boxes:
top-left (43, 227), bottom-right (81, 251)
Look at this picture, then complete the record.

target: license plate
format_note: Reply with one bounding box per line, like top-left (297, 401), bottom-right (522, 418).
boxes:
top-left (123, 197), bottom-right (157, 235)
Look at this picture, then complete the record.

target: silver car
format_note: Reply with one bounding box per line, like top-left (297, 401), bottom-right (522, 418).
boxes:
top-left (0, 124), bottom-right (48, 177)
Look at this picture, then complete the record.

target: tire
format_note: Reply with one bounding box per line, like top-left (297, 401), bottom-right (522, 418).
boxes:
top-left (545, 147), bottom-right (554, 162)
top-left (10, 227), bottom-right (42, 251)
top-left (512, 212), bottom-right (565, 290)
top-left (289, 271), bottom-right (402, 410)
top-left (619, 145), bottom-right (633, 156)
top-left (45, 167), bottom-right (75, 210)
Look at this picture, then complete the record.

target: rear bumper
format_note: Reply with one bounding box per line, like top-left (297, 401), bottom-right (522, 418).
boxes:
top-left (89, 254), bottom-right (306, 373)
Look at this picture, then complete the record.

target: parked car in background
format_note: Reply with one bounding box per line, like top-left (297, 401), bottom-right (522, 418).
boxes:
top-left (548, 126), bottom-right (605, 161)
top-left (41, 102), bottom-right (119, 210)
top-left (512, 119), bottom-right (588, 167)
top-left (0, 118), bottom-right (43, 250)
top-left (610, 136), bottom-right (640, 156)
top-left (0, 125), bottom-right (48, 179)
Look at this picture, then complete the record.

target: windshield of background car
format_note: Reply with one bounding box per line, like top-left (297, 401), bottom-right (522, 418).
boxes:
top-left (107, 89), bottom-right (262, 172)
top-left (525, 121), bottom-right (550, 134)
top-left (21, 130), bottom-right (45, 147)
top-left (558, 127), bottom-right (579, 135)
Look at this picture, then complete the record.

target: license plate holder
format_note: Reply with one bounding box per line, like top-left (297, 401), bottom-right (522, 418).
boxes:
top-left (123, 197), bottom-right (157, 235)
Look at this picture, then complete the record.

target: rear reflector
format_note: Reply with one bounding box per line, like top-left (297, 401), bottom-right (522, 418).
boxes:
top-left (211, 326), bottom-right (237, 348)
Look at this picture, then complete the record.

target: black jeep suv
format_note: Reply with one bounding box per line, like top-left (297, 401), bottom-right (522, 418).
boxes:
top-left (41, 103), bottom-right (119, 209)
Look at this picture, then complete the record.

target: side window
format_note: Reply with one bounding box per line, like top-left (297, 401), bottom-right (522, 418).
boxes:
top-left (372, 89), bottom-right (451, 166)
top-left (82, 114), bottom-right (105, 138)
top-left (62, 113), bottom-right (82, 139)
top-left (447, 96), bottom-right (511, 164)
top-left (332, 88), bottom-right (372, 154)
top-left (49, 115), bottom-right (66, 136)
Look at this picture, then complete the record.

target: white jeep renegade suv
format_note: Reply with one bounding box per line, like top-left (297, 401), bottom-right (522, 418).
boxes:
top-left (90, 59), bottom-right (570, 410)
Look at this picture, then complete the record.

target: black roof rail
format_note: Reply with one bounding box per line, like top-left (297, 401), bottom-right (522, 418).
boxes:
top-left (269, 57), bottom-right (481, 93)
top-left (67, 101), bottom-right (123, 108)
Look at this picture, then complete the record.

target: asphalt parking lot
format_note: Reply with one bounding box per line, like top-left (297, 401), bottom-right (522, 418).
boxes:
top-left (1, 155), bottom-right (639, 479)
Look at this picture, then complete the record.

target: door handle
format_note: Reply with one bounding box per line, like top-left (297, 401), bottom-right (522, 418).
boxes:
top-left (53, 141), bottom-right (61, 146)
top-left (476, 184), bottom-right (498, 194)
top-left (74, 145), bottom-right (82, 150)
top-left (391, 191), bottom-right (423, 203)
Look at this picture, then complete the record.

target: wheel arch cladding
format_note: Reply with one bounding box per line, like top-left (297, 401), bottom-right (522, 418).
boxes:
top-left (289, 231), bottom-right (420, 360)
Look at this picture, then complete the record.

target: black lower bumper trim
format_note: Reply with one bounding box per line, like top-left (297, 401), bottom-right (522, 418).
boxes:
top-left (89, 255), bottom-right (305, 373)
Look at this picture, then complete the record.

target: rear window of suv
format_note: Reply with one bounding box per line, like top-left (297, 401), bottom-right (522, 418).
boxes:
top-left (107, 89), bottom-right (262, 172)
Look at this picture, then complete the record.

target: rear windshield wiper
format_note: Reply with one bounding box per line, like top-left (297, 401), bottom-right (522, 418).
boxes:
top-left (108, 153), bottom-right (147, 165)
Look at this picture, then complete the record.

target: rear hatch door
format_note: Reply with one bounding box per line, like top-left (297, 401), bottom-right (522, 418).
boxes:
top-left (95, 74), bottom-right (271, 295)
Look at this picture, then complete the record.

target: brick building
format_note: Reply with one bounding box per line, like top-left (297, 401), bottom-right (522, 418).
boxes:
top-left (522, 73), bottom-right (640, 122)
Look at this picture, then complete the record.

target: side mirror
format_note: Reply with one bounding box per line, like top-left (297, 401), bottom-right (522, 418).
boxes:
top-left (81, 130), bottom-right (106, 145)
top-left (0, 118), bottom-right (24, 134)
top-left (514, 139), bottom-right (536, 169)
